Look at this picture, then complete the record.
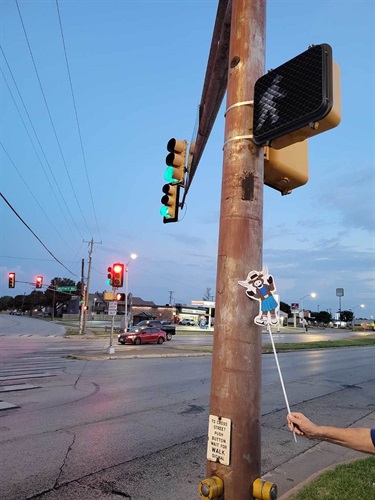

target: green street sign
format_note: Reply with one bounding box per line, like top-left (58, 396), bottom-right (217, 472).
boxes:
top-left (56, 286), bottom-right (77, 292)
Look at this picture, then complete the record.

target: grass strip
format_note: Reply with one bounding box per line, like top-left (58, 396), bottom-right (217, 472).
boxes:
top-left (292, 456), bottom-right (375, 499)
top-left (263, 337), bottom-right (375, 352)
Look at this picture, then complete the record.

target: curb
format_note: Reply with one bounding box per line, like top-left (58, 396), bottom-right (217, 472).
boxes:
top-left (67, 352), bottom-right (212, 361)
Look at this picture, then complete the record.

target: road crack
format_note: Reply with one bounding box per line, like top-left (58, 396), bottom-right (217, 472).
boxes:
top-left (54, 432), bottom-right (76, 489)
top-left (73, 360), bottom-right (88, 388)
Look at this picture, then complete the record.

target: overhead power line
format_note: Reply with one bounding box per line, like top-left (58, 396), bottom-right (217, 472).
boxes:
top-left (56, 0), bottom-right (102, 242)
top-left (0, 142), bottom-right (73, 250)
top-left (0, 192), bottom-right (78, 277)
top-left (1, 255), bottom-right (82, 263)
top-left (15, 0), bottom-right (93, 238)
top-left (0, 49), bottom-right (82, 243)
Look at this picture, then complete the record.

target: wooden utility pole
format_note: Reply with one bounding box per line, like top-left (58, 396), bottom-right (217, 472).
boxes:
top-left (78, 258), bottom-right (85, 335)
top-left (82, 239), bottom-right (102, 334)
top-left (206, 0), bottom-right (266, 498)
top-left (82, 239), bottom-right (94, 335)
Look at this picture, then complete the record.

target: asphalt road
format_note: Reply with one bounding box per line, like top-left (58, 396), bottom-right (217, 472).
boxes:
top-left (0, 316), bottom-right (374, 499)
top-left (1, 313), bottom-right (370, 346)
top-left (0, 314), bottom-right (66, 336)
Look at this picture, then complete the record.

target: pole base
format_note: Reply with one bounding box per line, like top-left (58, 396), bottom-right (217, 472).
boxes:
top-left (108, 346), bottom-right (115, 355)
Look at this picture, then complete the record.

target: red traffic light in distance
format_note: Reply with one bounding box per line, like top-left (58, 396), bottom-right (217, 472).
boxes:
top-left (112, 263), bottom-right (124, 288)
top-left (8, 272), bottom-right (16, 288)
top-left (36, 276), bottom-right (43, 289)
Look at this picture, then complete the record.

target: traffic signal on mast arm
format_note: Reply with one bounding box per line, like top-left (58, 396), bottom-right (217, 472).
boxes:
top-left (112, 263), bottom-right (124, 288)
top-left (164, 138), bottom-right (187, 184)
top-left (8, 272), bottom-right (15, 288)
top-left (116, 293), bottom-right (125, 301)
top-left (107, 266), bottom-right (113, 286)
top-left (160, 183), bottom-right (181, 223)
top-left (36, 276), bottom-right (43, 289)
top-left (264, 140), bottom-right (308, 195)
top-left (253, 43), bottom-right (341, 149)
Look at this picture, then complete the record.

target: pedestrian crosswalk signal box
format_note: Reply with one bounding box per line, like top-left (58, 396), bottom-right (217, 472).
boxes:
top-left (253, 43), bottom-right (341, 149)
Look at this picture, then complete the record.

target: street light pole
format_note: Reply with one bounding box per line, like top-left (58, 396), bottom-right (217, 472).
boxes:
top-left (299, 292), bottom-right (316, 329)
top-left (351, 304), bottom-right (365, 331)
top-left (124, 253), bottom-right (137, 331)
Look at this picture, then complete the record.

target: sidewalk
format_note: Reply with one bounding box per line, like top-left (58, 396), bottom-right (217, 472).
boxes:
top-left (267, 411), bottom-right (375, 498)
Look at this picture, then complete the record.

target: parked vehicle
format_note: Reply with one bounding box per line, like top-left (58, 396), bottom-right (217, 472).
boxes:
top-left (118, 326), bottom-right (166, 345)
top-left (135, 320), bottom-right (176, 341)
top-left (179, 318), bottom-right (196, 326)
top-left (160, 319), bottom-right (171, 325)
top-left (332, 321), bottom-right (347, 328)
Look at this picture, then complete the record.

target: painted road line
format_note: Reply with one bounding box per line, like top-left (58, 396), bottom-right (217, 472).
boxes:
top-left (0, 384), bottom-right (40, 392)
top-left (0, 401), bottom-right (19, 410)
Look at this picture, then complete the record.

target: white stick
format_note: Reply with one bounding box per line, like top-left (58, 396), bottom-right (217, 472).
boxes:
top-left (267, 323), bottom-right (297, 443)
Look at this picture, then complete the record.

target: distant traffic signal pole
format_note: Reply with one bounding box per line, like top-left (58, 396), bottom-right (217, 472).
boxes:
top-left (205, 0), bottom-right (265, 498)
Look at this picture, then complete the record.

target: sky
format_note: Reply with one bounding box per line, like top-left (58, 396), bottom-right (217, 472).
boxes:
top-left (0, 0), bottom-right (374, 318)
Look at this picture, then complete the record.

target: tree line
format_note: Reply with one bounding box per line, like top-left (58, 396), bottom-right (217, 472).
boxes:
top-left (0, 277), bottom-right (83, 316)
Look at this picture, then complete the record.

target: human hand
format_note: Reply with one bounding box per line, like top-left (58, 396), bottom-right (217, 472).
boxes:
top-left (287, 412), bottom-right (319, 439)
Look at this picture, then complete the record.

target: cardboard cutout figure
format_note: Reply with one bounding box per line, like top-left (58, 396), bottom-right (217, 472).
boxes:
top-left (239, 266), bottom-right (279, 326)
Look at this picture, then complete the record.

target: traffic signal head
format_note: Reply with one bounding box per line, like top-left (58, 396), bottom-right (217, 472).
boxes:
top-left (8, 272), bottom-right (15, 288)
top-left (36, 276), bottom-right (43, 289)
top-left (164, 138), bottom-right (187, 184)
top-left (264, 140), bottom-right (308, 195)
top-left (112, 263), bottom-right (124, 288)
top-left (107, 266), bottom-right (113, 286)
top-left (160, 183), bottom-right (180, 223)
top-left (253, 43), bottom-right (341, 149)
top-left (116, 293), bottom-right (125, 301)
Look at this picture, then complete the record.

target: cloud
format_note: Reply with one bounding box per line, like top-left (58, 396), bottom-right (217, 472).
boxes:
top-left (317, 165), bottom-right (374, 232)
top-left (166, 233), bottom-right (207, 247)
top-left (264, 239), bottom-right (374, 311)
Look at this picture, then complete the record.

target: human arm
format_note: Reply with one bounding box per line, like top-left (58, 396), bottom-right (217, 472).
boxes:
top-left (287, 412), bottom-right (375, 455)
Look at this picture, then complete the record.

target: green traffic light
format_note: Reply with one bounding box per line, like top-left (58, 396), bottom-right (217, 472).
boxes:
top-left (164, 166), bottom-right (178, 183)
top-left (160, 206), bottom-right (171, 218)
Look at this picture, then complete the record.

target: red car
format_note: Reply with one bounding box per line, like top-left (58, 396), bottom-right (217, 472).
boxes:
top-left (118, 326), bottom-right (166, 345)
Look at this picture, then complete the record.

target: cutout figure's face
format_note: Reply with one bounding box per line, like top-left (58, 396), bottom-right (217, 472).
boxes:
top-left (254, 278), bottom-right (263, 288)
